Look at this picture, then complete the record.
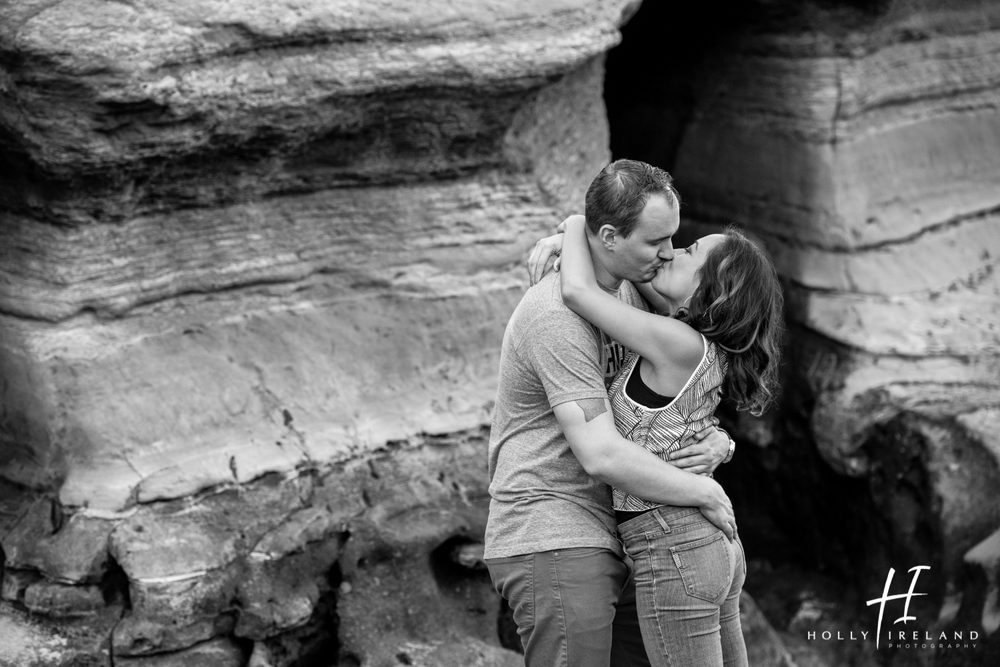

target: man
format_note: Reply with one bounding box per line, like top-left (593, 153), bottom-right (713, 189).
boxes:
top-left (484, 160), bottom-right (736, 666)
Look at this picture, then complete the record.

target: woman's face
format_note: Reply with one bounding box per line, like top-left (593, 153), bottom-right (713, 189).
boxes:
top-left (650, 234), bottom-right (726, 304)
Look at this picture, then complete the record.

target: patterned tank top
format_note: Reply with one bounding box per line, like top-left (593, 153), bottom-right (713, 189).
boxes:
top-left (608, 335), bottom-right (728, 512)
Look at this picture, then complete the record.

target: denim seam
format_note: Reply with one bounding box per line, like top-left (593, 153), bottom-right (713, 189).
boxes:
top-left (738, 535), bottom-right (747, 574)
top-left (549, 552), bottom-right (569, 667)
top-left (721, 538), bottom-right (745, 626)
top-left (526, 554), bottom-right (535, 634)
top-left (643, 531), bottom-right (675, 667)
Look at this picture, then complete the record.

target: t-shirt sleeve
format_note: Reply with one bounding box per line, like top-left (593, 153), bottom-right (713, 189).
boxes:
top-left (519, 310), bottom-right (608, 409)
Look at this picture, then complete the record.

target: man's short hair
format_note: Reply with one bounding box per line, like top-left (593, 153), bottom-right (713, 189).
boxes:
top-left (584, 160), bottom-right (680, 237)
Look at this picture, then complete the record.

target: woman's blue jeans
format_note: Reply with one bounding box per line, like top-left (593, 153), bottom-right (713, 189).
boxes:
top-left (617, 506), bottom-right (748, 667)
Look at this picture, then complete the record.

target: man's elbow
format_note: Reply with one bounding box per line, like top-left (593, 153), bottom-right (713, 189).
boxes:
top-left (577, 448), bottom-right (616, 484)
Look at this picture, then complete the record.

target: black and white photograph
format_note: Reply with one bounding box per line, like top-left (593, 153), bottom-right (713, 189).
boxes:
top-left (0, 0), bottom-right (997, 665)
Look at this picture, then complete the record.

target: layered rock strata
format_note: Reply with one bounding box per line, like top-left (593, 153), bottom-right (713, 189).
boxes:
top-left (0, 0), bottom-right (640, 663)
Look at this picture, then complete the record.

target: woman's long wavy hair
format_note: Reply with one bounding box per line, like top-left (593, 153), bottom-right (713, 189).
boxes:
top-left (676, 227), bottom-right (784, 416)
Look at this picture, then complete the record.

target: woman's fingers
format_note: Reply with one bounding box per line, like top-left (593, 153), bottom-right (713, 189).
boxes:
top-left (526, 234), bottom-right (565, 285)
top-left (526, 246), bottom-right (543, 284)
top-left (526, 242), bottom-right (543, 283)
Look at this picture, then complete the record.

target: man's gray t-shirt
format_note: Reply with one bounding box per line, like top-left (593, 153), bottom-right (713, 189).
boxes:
top-left (483, 272), bottom-right (647, 559)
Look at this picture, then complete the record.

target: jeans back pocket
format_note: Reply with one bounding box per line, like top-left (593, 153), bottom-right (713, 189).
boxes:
top-left (669, 531), bottom-right (731, 604)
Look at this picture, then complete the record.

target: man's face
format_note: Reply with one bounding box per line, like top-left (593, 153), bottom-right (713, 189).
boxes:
top-left (612, 193), bottom-right (679, 283)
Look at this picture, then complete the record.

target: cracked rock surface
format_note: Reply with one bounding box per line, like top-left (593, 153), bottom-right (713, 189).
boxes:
top-left (3, 0), bottom-right (1000, 665)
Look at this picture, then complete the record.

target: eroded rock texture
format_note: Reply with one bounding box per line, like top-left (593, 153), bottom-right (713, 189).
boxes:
top-left (3, 0), bottom-right (999, 665)
top-left (0, 0), bottom-right (640, 664)
top-left (609, 0), bottom-right (1000, 662)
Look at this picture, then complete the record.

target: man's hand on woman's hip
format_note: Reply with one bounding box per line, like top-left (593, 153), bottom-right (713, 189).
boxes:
top-left (698, 478), bottom-right (737, 541)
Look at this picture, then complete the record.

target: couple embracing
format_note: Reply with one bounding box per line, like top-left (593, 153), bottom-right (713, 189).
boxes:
top-left (484, 160), bottom-right (784, 666)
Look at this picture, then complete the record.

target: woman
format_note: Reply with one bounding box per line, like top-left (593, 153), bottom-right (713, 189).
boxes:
top-left (537, 214), bottom-right (783, 667)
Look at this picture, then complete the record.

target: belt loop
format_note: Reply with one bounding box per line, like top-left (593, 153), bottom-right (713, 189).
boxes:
top-left (652, 508), bottom-right (671, 533)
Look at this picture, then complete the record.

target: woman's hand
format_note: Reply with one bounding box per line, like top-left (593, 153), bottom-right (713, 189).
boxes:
top-left (526, 233), bottom-right (564, 285)
top-left (526, 215), bottom-right (584, 285)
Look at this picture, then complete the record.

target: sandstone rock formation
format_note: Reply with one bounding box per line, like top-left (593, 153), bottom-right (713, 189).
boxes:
top-left (0, 0), bottom-right (640, 663)
top-left (3, 0), bottom-right (999, 665)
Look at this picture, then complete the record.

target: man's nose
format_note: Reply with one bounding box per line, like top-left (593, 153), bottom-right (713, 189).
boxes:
top-left (658, 244), bottom-right (674, 261)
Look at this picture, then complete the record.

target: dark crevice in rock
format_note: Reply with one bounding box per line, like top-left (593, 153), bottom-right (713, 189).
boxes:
top-left (429, 535), bottom-right (487, 592)
top-left (48, 496), bottom-right (64, 534)
top-left (711, 412), bottom-right (888, 666)
top-left (100, 556), bottom-right (132, 611)
top-left (95, 98), bottom-right (177, 135)
top-left (870, 411), bottom-right (1000, 564)
top-left (230, 635), bottom-right (255, 664)
top-left (721, 362), bottom-right (857, 570)
top-left (951, 553), bottom-right (1000, 664)
top-left (714, 411), bottom-right (876, 578)
top-left (496, 597), bottom-right (521, 655)
top-left (605, 0), bottom-right (750, 169)
top-left (285, 562), bottom-right (343, 667)
top-left (852, 416), bottom-right (946, 607)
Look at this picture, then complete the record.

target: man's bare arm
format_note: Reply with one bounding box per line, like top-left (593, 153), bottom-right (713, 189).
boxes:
top-left (577, 398), bottom-right (608, 422)
top-left (553, 398), bottom-right (735, 539)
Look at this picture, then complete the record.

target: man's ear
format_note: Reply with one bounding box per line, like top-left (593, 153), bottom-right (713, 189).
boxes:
top-left (598, 225), bottom-right (617, 250)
